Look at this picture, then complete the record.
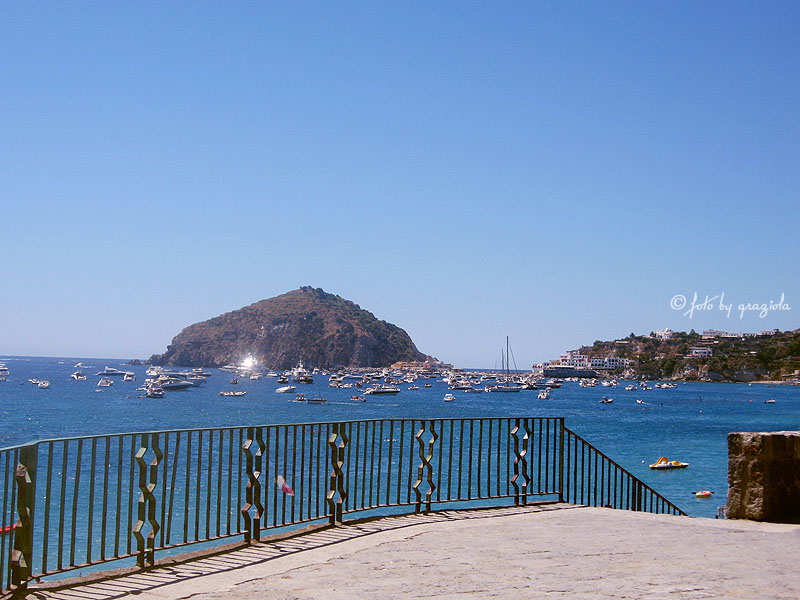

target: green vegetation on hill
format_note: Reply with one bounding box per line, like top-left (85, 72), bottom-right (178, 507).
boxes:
top-left (579, 329), bottom-right (800, 382)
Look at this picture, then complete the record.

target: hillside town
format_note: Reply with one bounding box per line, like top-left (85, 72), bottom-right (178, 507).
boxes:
top-left (534, 329), bottom-right (799, 383)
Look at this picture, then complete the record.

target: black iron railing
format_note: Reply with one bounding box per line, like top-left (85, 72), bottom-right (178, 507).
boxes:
top-left (0, 417), bottom-right (685, 594)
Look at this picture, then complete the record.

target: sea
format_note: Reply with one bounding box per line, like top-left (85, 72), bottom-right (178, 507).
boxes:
top-left (1, 356), bottom-right (798, 519)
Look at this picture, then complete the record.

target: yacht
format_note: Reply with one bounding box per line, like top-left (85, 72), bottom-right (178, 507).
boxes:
top-left (95, 366), bottom-right (128, 377)
top-left (71, 371), bottom-right (87, 381)
top-left (276, 385), bottom-right (296, 394)
top-left (485, 382), bottom-right (522, 393)
top-left (123, 372), bottom-right (136, 382)
top-left (155, 377), bottom-right (194, 391)
top-left (292, 360), bottom-right (313, 384)
top-left (0, 363), bottom-right (9, 377)
top-left (365, 385), bottom-right (401, 395)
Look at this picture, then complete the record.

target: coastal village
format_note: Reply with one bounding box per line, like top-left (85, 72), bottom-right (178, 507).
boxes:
top-left (533, 328), bottom-right (800, 384)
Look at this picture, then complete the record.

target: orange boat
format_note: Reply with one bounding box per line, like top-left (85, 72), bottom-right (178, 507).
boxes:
top-left (649, 456), bottom-right (689, 470)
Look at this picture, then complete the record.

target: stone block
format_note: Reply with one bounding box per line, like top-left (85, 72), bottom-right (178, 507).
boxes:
top-left (727, 431), bottom-right (800, 522)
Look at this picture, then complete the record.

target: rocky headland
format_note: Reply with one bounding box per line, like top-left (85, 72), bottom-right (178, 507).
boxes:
top-left (149, 287), bottom-right (431, 369)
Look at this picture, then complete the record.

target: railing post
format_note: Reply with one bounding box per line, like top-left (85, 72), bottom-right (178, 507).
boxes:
top-left (241, 427), bottom-right (255, 543)
top-left (327, 422), bottom-right (348, 525)
top-left (510, 419), bottom-right (530, 506)
top-left (412, 420), bottom-right (437, 513)
top-left (132, 433), bottom-right (161, 568)
top-left (11, 443), bottom-right (37, 592)
top-left (558, 418), bottom-right (565, 503)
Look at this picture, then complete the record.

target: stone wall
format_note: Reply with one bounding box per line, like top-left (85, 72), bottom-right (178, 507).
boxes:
top-left (727, 431), bottom-right (800, 522)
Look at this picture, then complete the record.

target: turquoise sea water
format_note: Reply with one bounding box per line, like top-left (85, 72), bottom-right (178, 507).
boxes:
top-left (1, 356), bottom-right (798, 519)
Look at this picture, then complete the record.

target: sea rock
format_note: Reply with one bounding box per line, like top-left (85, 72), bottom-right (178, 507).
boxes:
top-left (727, 431), bottom-right (800, 523)
top-left (149, 286), bottom-right (430, 369)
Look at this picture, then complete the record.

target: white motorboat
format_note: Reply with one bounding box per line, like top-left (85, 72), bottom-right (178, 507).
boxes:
top-left (97, 378), bottom-right (114, 387)
top-left (37, 380), bottom-right (50, 389)
top-left (365, 385), bottom-right (401, 395)
top-left (145, 386), bottom-right (164, 398)
top-left (292, 360), bottom-right (313, 384)
top-left (71, 371), bottom-right (87, 381)
top-left (443, 393), bottom-right (456, 402)
top-left (276, 385), bottom-right (296, 394)
top-left (123, 372), bottom-right (136, 382)
top-left (485, 383), bottom-right (522, 393)
top-left (95, 366), bottom-right (128, 377)
top-left (157, 378), bottom-right (194, 391)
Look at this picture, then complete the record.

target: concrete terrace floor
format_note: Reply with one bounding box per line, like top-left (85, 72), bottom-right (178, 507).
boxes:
top-left (24, 504), bottom-right (800, 600)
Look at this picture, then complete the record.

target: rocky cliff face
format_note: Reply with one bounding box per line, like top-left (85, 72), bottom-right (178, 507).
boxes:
top-left (149, 287), bottom-right (430, 368)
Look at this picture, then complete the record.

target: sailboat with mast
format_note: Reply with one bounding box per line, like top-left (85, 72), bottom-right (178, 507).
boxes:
top-left (485, 337), bottom-right (522, 393)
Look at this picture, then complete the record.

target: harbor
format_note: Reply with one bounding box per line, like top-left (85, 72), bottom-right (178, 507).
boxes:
top-left (1, 356), bottom-right (798, 521)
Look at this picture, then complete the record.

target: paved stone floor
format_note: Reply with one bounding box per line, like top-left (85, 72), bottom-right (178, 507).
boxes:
top-left (24, 504), bottom-right (800, 599)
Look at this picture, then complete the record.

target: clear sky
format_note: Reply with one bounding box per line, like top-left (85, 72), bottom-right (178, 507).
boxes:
top-left (2, 2), bottom-right (798, 368)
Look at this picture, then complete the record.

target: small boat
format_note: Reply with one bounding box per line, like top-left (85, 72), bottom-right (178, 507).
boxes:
top-left (71, 371), bottom-right (87, 381)
top-left (37, 380), bottom-right (50, 389)
top-left (625, 385), bottom-right (636, 391)
top-left (443, 393), bottom-right (456, 402)
top-left (219, 390), bottom-right (247, 397)
top-left (123, 372), bottom-right (136, 382)
top-left (307, 396), bottom-right (328, 403)
top-left (695, 490), bottom-right (714, 498)
top-left (649, 457), bottom-right (689, 470)
top-left (599, 396), bottom-right (613, 404)
top-left (537, 390), bottom-right (551, 399)
top-left (350, 395), bottom-right (366, 402)
top-left (276, 385), bottom-right (296, 394)
top-left (764, 399), bottom-right (775, 404)
top-left (230, 378), bottom-right (239, 385)
top-left (145, 386), bottom-right (165, 398)
top-left (408, 385), bottom-right (420, 390)
top-left (28, 378), bottom-right (40, 385)
top-left (97, 378), bottom-right (114, 387)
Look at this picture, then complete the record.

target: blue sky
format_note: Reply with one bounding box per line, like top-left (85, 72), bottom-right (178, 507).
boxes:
top-left (1, 2), bottom-right (798, 368)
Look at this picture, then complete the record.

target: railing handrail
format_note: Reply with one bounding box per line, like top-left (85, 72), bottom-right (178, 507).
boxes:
top-left (0, 415), bottom-right (573, 452)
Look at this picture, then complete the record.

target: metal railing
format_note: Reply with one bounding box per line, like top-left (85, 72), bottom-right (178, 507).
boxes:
top-left (0, 417), bottom-right (685, 594)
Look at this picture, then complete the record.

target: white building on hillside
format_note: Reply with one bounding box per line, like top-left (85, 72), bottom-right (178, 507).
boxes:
top-left (655, 329), bottom-right (674, 340)
top-left (688, 346), bottom-right (713, 358)
top-left (559, 352), bottom-right (589, 367)
top-left (590, 357), bottom-right (632, 370)
top-left (702, 329), bottom-right (727, 339)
